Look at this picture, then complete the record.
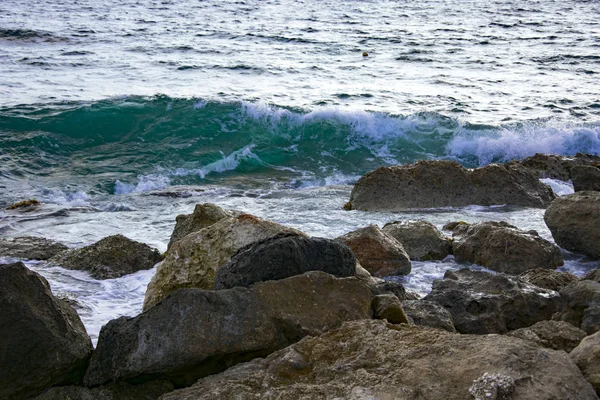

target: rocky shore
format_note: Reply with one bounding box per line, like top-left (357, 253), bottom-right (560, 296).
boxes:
top-left (2, 153), bottom-right (600, 399)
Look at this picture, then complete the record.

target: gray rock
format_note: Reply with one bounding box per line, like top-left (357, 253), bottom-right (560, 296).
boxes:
top-left (584, 269), bottom-right (600, 283)
top-left (519, 268), bottom-right (578, 291)
top-left (424, 269), bottom-right (562, 334)
top-left (506, 320), bottom-right (587, 352)
top-left (85, 271), bottom-right (371, 388)
top-left (582, 306), bottom-right (600, 336)
top-left (509, 153), bottom-right (600, 181)
top-left (572, 165), bottom-right (600, 192)
top-left (33, 381), bottom-right (174, 400)
top-left (159, 319), bottom-right (598, 400)
top-left (372, 294), bottom-right (409, 324)
top-left (0, 236), bottom-right (68, 260)
top-left (167, 203), bottom-right (234, 250)
top-left (346, 160), bottom-right (555, 211)
top-left (555, 280), bottom-right (600, 335)
top-left (402, 299), bottom-right (456, 332)
top-left (570, 330), bottom-right (600, 395)
top-left (451, 221), bottom-right (564, 274)
top-left (0, 262), bottom-right (93, 399)
top-left (545, 191), bottom-right (600, 259)
top-left (213, 234), bottom-right (356, 289)
top-left (382, 220), bottom-right (451, 260)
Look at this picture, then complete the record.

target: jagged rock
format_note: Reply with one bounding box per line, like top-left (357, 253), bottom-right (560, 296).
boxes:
top-left (346, 160), bottom-right (555, 211)
top-left (0, 262), bottom-right (93, 399)
top-left (382, 220), bottom-right (451, 260)
top-left (545, 191), bottom-right (600, 259)
top-left (85, 272), bottom-right (371, 388)
top-left (6, 198), bottom-right (42, 210)
top-left (372, 294), bottom-right (409, 324)
top-left (509, 153), bottom-right (600, 181)
top-left (51, 234), bottom-right (163, 279)
top-left (585, 270), bottom-right (600, 283)
top-left (519, 268), bottom-right (578, 291)
top-left (570, 330), bottom-right (600, 395)
top-left (0, 236), bottom-right (68, 260)
top-left (337, 224), bottom-right (411, 277)
top-left (143, 213), bottom-right (304, 311)
top-left (451, 221), bottom-right (563, 274)
top-left (159, 319), bottom-right (598, 400)
top-left (167, 203), bottom-right (234, 250)
top-left (402, 299), bottom-right (456, 332)
top-left (33, 381), bottom-right (174, 400)
top-left (572, 165), bottom-right (600, 192)
top-left (213, 234), bottom-right (356, 289)
top-left (506, 320), bottom-right (587, 352)
top-left (555, 280), bottom-right (600, 335)
top-left (423, 269), bottom-right (562, 334)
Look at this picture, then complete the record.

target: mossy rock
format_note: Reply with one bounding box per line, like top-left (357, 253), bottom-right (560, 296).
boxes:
top-left (6, 199), bottom-right (41, 210)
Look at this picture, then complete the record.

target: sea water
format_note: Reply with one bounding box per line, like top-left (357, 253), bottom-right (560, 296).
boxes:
top-left (1, 0), bottom-right (599, 344)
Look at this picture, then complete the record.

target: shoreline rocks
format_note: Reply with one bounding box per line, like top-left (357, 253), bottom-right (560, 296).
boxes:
top-left (509, 153), bottom-right (600, 181)
top-left (382, 219), bottom-right (451, 260)
top-left (506, 320), bottom-right (586, 352)
top-left (167, 203), bottom-right (235, 250)
top-left (0, 236), bottom-right (68, 260)
top-left (572, 165), bottom-right (600, 192)
top-left (570, 331), bottom-right (600, 395)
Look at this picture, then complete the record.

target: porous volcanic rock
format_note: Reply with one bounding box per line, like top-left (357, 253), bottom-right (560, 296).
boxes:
top-left (570, 330), bottom-right (600, 395)
top-left (167, 203), bottom-right (234, 250)
top-left (572, 165), bottom-right (600, 192)
top-left (402, 299), bottom-right (456, 332)
top-left (519, 268), bottom-right (578, 291)
top-left (0, 262), bottom-right (93, 399)
top-left (159, 319), bottom-right (598, 400)
top-left (382, 219), bottom-right (451, 260)
top-left (555, 279), bottom-right (600, 335)
top-left (0, 236), bottom-right (68, 260)
top-left (506, 320), bottom-right (587, 352)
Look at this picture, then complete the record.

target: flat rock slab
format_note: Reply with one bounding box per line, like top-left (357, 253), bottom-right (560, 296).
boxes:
top-left (506, 320), bottom-right (586, 352)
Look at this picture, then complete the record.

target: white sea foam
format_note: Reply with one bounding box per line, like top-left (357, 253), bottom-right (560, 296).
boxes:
top-left (39, 189), bottom-right (91, 206)
top-left (114, 174), bottom-right (172, 195)
top-left (540, 178), bottom-right (574, 196)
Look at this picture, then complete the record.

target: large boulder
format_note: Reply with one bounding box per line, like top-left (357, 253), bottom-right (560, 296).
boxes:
top-left (572, 165), bottom-right (600, 192)
top-left (519, 268), bottom-right (578, 291)
top-left (85, 271), bottom-right (371, 388)
top-left (424, 269), bottom-right (562, 334)
top-left (506, 320), bottom-right (587, 352)
top-left (167, 203), bottom-right (234, 250)
top-left (371, 294), bottom-right (409, 324)
top-left (50, 234), bottom-right (163, 279)
top-left (382, 220), bottom-right (451, 260)
top-left (0, 236), bottom-right (68, 260)
top-left (336, 224), bottom-right (411, 277)
top-left (213, 234), bottom-right (356, 290)
top-left (33, 381), bottom-right (174, 400)
top-left (509, 153), bottom-right (600, 181)
top-left (570, 331), bottom-right (600, 395)
top-left (402, 299), bottom-right (456, 332)
top-left (0, 262), bottom-right (93, 399)
top-left (143, 213), bottom-right (304, 311)
top-left (451, 221), bottom-right (563, 274)
top-left (545, 191), bottom-right (600, 259)
top-left (555, 279), bottom-right (600, 335)
top-left (346, 160), bottom-right (555, 211)
top-left (160, 319), bottom-right (598, 400)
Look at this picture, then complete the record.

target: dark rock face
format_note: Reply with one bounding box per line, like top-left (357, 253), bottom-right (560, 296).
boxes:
top-left (451, 221), bottom-right (564, 274)
top-left (382, 220), bottom-right (451, 260)
top-left (506, 320), bottom-right (586, 353)
top-left (167, 203), bottom-right (234, 250)
top-left (51, 234), bottom-right (163, 279)
top-left (213, 234), bottom-right (356, 290)
top-left (402, 299), bottom-right (456, 332)
top-left (84, 272), bottom-right (371, 388)
top-left (160, 319), bottom-right (598, 400)
top-left (585, 269), bottom-right (600, 283)
top-left (555, 280), bottom-right (600, 335)
top-left (424, 269), bottom-right (562, 334)
top-left (571, 331), bottom-right (600, 396)
top-left (572, 165), bottom-right (600, 192)
top-left (336, 224), bottom-right (411, 277)
top-left (545, 191), bottom-right (600, 259)
top-left (509, 153), bottom-right (600, 181)
top-left (0, 236), bottom-right (68, 260)
top-left (33, 381), bottom-right (174, 400)
top-left (519, 268), bottom-right (578, 291)
top-left (346, 160), bottom-right (555, 211)
top-left (371, 294), bottom-right (409, 324)
top-left (0, 262), bottom-right (93, 399)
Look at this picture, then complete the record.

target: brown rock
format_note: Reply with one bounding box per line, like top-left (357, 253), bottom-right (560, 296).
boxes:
top-left (382, 220), bottom-right (451, 260)
top-left (570, 330), bottom-right (600, 395)
top-left (167, 203), bottom-right (234, 250)
top-left (372, 294), bottom-right (409, 324)
top-left (555, 280), bottom-right (600, 335)
top-left (506, 320), bottom-right (586, 352)
top-left (519, 268), bottom-right (578, 291)
top-left (0, 236), bottom-right (68, 260)
top-left (402, 299), bottom-right (456, 332)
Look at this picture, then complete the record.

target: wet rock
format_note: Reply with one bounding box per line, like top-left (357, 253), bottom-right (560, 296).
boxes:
top-left (0, 262), bottom-right (93, 399)
top-left (346, 160), bottom-right (555, 211)
top-left (451, 221), bottom-right (563, 274)
top-left (570, 330), bottom-right (600, 395)
top-left (509, 153), bottom-right (600, 181)
top-left (0, 236), bottom-right (68, 260)
top-left (337, 224), bottom-right (411, 277)
top-left (382, 219), bottom-right (451, 260)
top-left (167, 203), bottom-right (234, 250)
top-left (506, 320), bottom-right (587, 352)
top-left (143, 213), bottom-right (304, 311)
top-left (402, 299), bottom-right (456, 332)
top-left (51, 234), bottom-right (163, 280)
top-left (572, 165), bottom-right (600, 192)
top-left (160, 319), bottom-right (598, 400)
top-left (85, 271), bottom-right (371, 388)
top-left (6, 198), bottom-right (42, 210)
top-left (519, 268), bottom-right (578, 291)
top-left (545, 191), bottom-right (600, 259)
top-left (554, 280), bottom-right (600, 335)
top-left (423, 269), bottom-right (561, 334)
top-left (213, 234), bottom-right (356, 289)
top-left (33, 380), bottom-right (174, 400)
top-left (585, 270), bottom-right (600, 283)
top-left (372, 294), bottom-right (409, 324)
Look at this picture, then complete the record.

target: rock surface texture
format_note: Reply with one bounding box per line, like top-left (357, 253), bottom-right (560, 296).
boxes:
top-left (167, 203), bottom-right (234, 250)
top-left (545, 191), bottom-right (600, 259)
top-left (572, 165), bottom-right (600, 192)
top-left (570, 331), bottom-right (600, 395)
top-left (371, 294), bottom-right (409, 324)
top-left (382, 219), bottom-right (451, 260)
top-left (143, 213), bottom-right (304, 311)
top-left (0, 236), bottom-right (68, 260)
top-left (451, 221), bottom-right (564, 274)
top-left (402, 299), bottom-right (456, 332)
top-left (213, 234), bottom-right (356, 290)
top-left (555, 279), bottom-right (600, 335)
top-left (509, 153), bottom-right (600, 181)
top-left (424, 269), bottom-right (562, 334)
top-left (159, 319), bottom-right (598, 400)
top-left (519, 268), bottom-right (578, 291)
top-left (337, 224), bottom-right (411, 277)
top-left (506, 320), bottom-right (587, 352)
top-left (33, 381), bottom-right (174, 400)
top-left (346, 160), bottom-right (555, 211)
top-left (0, 262), bottom-right (93, 400)
top-left (85, 272), bottom-right (371, 388)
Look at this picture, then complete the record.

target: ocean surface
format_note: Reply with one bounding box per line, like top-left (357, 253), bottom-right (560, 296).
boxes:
top-left (1, 0), bottom-right (599, 344)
